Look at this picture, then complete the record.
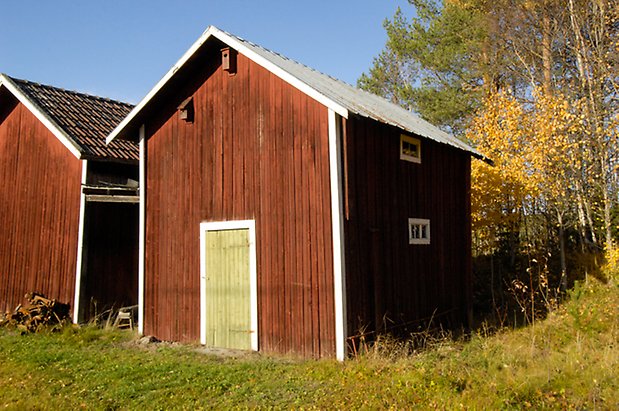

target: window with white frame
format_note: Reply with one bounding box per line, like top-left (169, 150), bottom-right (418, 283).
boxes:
top-left (400, 134), bottom-right (421, 163)
top-left (409, 218), bottom-right (430, 245)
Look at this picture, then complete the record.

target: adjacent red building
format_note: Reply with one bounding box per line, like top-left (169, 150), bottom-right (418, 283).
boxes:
top-left (0, 75), bottom-right (139, 321)
top-left (108, 26), bottom-right (484, 359)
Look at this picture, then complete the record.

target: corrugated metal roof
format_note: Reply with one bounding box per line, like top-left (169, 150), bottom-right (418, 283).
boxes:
top-left (108, 25), bottom-right (481, 159)
top-left (2, 75), bottom-right (138, 162)
top-left (223, 29), bottom-right (478, 155)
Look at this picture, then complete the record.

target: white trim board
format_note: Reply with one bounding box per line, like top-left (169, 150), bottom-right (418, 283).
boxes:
top-left (73, 160), bottom-right (89, 322)
top-left (0, 74), bottom-right (82, 159)
top-left (107, 26), bottom-right (348, 144)
top-left (199, 219), bottom-right (258, 352)
top-left (137, 126), bottom-right (146, 335)
top-left (328, 109), bottom-right (347, 361)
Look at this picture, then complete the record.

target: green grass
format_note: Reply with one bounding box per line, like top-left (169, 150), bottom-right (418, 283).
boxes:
top-left (1, 279), bottom-right (617, 410)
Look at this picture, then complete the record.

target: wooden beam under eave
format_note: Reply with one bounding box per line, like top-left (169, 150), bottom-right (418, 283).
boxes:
top-left (85, 195), bottom-right (140, 203)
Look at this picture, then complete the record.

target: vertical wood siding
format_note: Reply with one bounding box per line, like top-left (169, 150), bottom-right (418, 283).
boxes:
top-left (0, 97), bottom-right (81, 312)
top-left (343, 115), bottom-right (472, 341)
top-left (145, 46), bottom-right (335, 357)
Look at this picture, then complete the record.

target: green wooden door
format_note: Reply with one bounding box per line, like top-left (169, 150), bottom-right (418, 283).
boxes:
top-left (204, 229), bottom-right (251, 350)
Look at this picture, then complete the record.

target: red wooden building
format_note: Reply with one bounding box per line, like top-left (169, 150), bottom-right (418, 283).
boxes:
top-left (108, 26), bottom-right (484, 359)
top-left (0, 75), bottom-right (139, 321)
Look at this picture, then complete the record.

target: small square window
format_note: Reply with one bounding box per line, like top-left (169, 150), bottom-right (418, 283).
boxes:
top-left (409, 218), bottom-right (430, 245)
top-left (400, 135), bottom-right (421, 163)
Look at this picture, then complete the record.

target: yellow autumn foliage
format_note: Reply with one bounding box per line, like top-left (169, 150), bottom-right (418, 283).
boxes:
top-left (468, 89), bottom-right (585, 254)
top-left (601, 244), bottom-right (619, 282)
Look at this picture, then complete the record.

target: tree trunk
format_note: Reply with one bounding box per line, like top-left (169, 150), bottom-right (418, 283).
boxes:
top-left (558, 210), bottom-right (568, 292)
top-left (542, 4), bottom-right (553, 95)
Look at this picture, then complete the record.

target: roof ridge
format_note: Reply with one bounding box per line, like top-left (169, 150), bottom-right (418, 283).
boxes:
top-left (6, 75), bottom-right (134, 109)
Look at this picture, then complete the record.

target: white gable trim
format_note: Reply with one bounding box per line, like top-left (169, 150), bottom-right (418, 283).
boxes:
top-left (208, 28), bottom-right (349, 119)
top-left (0, 74), bottom-right (82, 159)
top-left (107, 26), bottom-right (348, 144)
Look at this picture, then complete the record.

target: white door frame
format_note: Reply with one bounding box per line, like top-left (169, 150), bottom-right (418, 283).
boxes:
top-left (199, 220), bottom-right (258, 351)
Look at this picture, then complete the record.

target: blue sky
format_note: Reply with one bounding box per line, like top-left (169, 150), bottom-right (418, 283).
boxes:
top-left (1, 1), bottom-right (410, 104)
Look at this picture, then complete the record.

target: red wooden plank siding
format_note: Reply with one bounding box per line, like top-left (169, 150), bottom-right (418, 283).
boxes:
top-left (343, 115), bottom-right (471, 341)
top-left (0, 98), bottom-right (81, 312)
top-left (144, 47), bottom-right (336, 357)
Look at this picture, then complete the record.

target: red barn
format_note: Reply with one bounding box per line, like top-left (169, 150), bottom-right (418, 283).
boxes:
top-left (0, 75), bottom-right (139, 321)
top-left (108, 26), bottom-right (483, 359)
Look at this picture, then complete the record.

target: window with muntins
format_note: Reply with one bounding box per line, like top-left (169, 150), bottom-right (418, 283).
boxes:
top-left (400, 134), bottom-right (421, 163)
top-left (409, 218), bottom-right (430, 245)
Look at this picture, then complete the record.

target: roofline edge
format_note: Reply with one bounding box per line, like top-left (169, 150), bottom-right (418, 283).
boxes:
top-left (107, 25), bottom-right (350, 144)
top-left (0, 74), bottom-right (84, 159)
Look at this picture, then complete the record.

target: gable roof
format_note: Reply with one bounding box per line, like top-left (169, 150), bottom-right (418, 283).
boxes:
top-left (107, 25), bottom-right (482, 159)
top-left (0, 74), bottom-right (138, 163)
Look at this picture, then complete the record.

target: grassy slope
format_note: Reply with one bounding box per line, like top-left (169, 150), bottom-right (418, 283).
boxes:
top-left (0, 279), bottom-right (617, 410)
